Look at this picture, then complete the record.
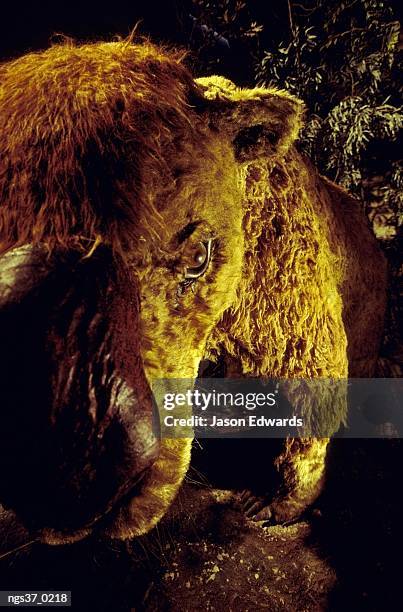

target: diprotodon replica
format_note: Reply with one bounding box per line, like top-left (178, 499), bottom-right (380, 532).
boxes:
top-left (0, 40), bottom-right (386, 544)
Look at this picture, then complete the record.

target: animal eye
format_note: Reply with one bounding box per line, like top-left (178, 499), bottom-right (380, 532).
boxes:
top-left (177, 239), bottom-right (213, 298)
top-left (184, 240), bottom-right (212, 279)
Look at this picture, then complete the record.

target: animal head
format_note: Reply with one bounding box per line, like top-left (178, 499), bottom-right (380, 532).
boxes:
top-left (0, 40), bottom-right (309, 543)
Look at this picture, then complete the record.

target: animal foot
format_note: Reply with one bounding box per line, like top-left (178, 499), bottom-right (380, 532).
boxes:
top-left (240, 490), bottom-right (303, 525)
top-left (240, 489), bottom-right (274, 522)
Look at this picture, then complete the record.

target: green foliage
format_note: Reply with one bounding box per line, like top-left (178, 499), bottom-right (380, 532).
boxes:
top-left (256, 0), bottom-right (402, 241)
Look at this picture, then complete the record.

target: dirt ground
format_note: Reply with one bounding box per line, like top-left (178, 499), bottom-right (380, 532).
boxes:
top-left (0, 438), bottom-right (401, 612)
top-left (134, 486), bottom-right (336, 612)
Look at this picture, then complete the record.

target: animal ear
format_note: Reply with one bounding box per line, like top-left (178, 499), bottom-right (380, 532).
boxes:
top-left (195, 76), bottom-right (305, 161)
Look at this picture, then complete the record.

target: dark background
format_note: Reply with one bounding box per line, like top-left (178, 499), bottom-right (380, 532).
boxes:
top-left (1, 0), bottom-right (398, 64)
top-left (0, 1), bottom-right (286, 61)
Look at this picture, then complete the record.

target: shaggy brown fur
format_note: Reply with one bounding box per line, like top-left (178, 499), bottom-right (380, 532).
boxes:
top-left (0, 40), bottom-right (387, 541)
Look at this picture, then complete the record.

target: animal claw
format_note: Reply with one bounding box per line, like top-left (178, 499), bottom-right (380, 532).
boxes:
top-left (240, 490), bottom-right (265, 516)
top-left (239, 489), bottom-right (276, 522)
top-left (253, 506), bottom-right (273, 522)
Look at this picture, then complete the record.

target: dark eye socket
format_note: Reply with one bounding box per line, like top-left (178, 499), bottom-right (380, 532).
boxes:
top-left (184, 240), bottom-right (212, 279)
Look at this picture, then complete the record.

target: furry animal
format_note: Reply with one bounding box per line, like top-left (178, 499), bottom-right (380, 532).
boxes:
top-left (0, 40), bottom-right (386, 544)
